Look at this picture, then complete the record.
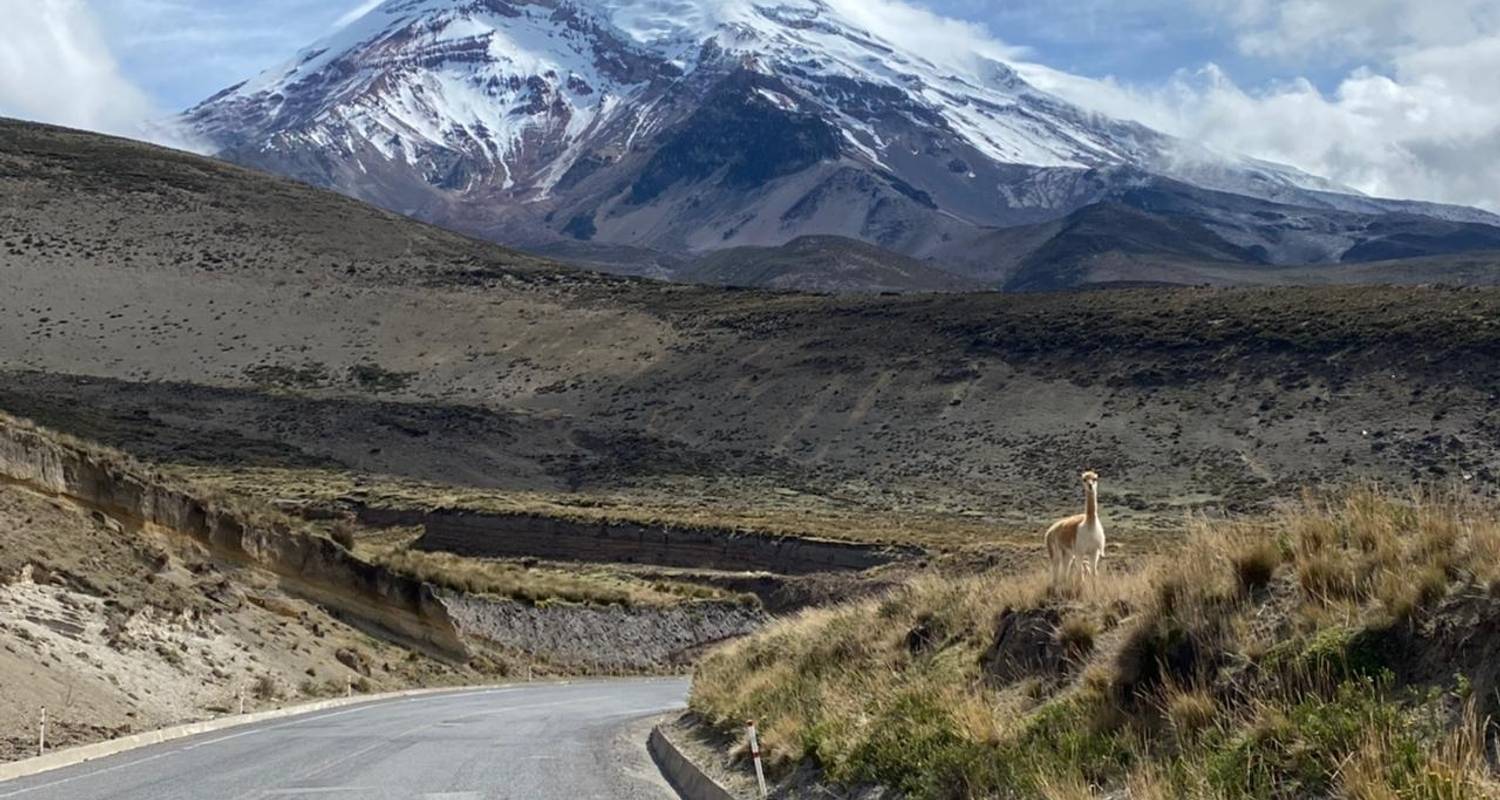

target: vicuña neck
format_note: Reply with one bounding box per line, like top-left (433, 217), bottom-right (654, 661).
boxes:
top-left (1085, 487), bottom-right (1098, 523)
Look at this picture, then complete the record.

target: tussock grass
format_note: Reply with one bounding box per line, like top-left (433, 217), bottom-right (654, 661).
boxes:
top-left (691, 486), bottom-right (1500, 798)
top-left (1057, 614), bottom-right (1099, 659)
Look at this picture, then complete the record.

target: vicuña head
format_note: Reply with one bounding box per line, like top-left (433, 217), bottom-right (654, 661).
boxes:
top-left (1081, 470), bottom-right (1098, 488)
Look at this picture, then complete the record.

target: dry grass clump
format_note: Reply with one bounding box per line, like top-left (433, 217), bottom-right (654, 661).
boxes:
top-left (1056, 614), bottom-right (1099, 658)
top-left (251, 673), bottom-right (279, 701)
top-left (1231, 538), bottom-right (1282, 594)
top-left (329, 518), bottom-right (357, 551)
top-left (691, 486), bottom-right (1500, 799)
top-left (1162, 687), bottom-right (1217, 738)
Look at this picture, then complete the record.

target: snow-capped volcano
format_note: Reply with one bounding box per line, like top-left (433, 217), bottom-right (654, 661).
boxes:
top-left (185, 0), bottom-right (1500, 288)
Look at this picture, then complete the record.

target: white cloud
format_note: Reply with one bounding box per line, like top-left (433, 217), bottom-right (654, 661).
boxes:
top-left (1016, 1), bottom-right (1500, 212)
top-left (825, 0), bottom-right (1032, 72)
top-left (0, 0), bottom-right (200, 149)
top-left (0, 0), bottom-right (150, 132)
top-left (333, 0), bottom-right (385, 30)
top-left (1191, 0), bottom-right (1500, 61)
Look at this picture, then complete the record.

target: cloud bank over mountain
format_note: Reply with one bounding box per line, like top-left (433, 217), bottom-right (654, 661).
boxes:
top-left (0, 1), bottom-right (154, 136)
top-left (0, 0), bottom-right (201, 150)
top-left (1013, 0), bottom-right (1500, 210)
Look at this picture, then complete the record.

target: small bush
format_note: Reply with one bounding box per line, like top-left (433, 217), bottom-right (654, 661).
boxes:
top-left (1298, 551), bottom-right (1361, 602)
top-left (348, 362), bottom-right (415, 392)
top-left (1114, 616), bottom-right (1206, 705)
top-left (251, 673), bottom-right (279, 700)
top-left (155, 643), bottom-right (184, 668)
top-left (330, 519), bottom-right (357, 550)
top-left (1232, 540), bottom-right (1280, 594)
top-left (1378, 564), bottom-right (1448, 622)
top-left (1056, 614), bottom-right (1099, 658)
top-left (1164, 688), bottom-right (1217, 738)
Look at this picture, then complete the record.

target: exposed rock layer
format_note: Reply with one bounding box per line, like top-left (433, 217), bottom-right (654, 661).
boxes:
top-left (0, 414), bottom-right (469, 659)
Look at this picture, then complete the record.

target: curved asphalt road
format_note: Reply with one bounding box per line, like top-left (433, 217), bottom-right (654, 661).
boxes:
top-left (0, 678), bottom-right (689, 800)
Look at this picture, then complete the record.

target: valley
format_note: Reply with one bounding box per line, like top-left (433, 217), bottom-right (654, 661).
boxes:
top-left (5, 117), bottom-right (1500, 539)
top-left (2, 116), bottom-right (1499, 794)
top-left (4, 0), bottom-right (1500, 795)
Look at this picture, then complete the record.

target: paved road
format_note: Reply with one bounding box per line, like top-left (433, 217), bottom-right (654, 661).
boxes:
top-left (0, 678), bottom-right (688, 800)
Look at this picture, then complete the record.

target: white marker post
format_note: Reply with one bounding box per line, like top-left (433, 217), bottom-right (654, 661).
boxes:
top-left (239, 687), bottom-right (246, 715)
top-left (347, 676), bottom-right (353, 698)
top-left (38, 707), bottom-right (46, 757)
top-left (746, 720), bottom-right (767, 798)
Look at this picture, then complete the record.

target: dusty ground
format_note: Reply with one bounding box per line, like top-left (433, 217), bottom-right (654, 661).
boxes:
top-left (0, 480), bottom-right (476, 762)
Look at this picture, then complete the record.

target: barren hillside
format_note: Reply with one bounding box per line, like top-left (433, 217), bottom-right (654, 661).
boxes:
top-left (3, 119), bottom-right (1499, 546)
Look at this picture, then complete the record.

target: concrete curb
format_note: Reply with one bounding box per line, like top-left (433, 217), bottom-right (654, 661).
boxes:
top-left (0, 683), bottom-right (529, 785)
top-left (649, 724), bottom-right (739, 800)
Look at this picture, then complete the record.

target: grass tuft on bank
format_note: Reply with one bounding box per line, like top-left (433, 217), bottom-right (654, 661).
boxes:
top-left (356, 534), bottom-right (752, 608)
top-left (691, 486), bottom-right (1500, 798)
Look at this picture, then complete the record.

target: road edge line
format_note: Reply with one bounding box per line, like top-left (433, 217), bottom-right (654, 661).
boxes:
top-left (648, 723), bottom-right (738, 800)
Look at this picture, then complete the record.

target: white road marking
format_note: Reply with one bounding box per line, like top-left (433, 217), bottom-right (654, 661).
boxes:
top-left (261, 789), bottom-right (369, 795)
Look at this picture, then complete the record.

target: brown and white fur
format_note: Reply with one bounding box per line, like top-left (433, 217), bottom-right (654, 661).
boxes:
top-left (1044, 471), bottom-right (1106, 591)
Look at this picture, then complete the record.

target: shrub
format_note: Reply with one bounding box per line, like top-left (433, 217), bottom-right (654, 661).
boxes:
top-left (1263, 625), bottom-right (1393, 690)
top-left (251, 673), bottom-right (279, 700)
top-left (1232, 539), bottom-right (1280, 594)
top-left (1056, 614), bottom-right (1099, 659)
top-left (1164, 688), bottom-right (1217, 739)
top-left (1378, 564), bottom-right (1448, 623)
top-left (330, 518), bottom-right (357, 550)
top-left (1298, 551), bottom-right (1361, 602)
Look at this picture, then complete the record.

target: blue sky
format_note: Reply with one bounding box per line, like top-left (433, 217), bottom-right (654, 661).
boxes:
top-left (3, 0), bottom-right (1498, 211)
top-left (92, 0), bottom-right (1340, 111)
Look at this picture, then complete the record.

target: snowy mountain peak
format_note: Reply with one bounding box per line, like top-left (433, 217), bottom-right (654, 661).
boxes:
top-left (183, 0), bottom-right (1500, 283)
top-left (191, 0), bottom-right (1136, 179)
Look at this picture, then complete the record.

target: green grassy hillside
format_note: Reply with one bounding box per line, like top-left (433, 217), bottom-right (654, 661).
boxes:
top-left (691, 487), bottom-right (1500, 798)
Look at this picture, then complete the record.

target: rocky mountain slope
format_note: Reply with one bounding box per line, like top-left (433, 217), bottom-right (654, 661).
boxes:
top-left (181, 0), bottom-right (1500, 290)
top-left (681, 235), bottom-right (982, 293)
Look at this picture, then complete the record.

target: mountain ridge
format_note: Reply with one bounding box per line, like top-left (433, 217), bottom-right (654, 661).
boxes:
top-left (181, 0), bottom-right (1500, 289)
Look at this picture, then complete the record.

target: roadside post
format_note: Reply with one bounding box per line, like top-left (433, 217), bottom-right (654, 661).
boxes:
top-left (347, 676), bottom-right (353, 698)
top-left (746, 720), bottom-right (767, 798)
top-left (38, 707), bottom-right (46, 757)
